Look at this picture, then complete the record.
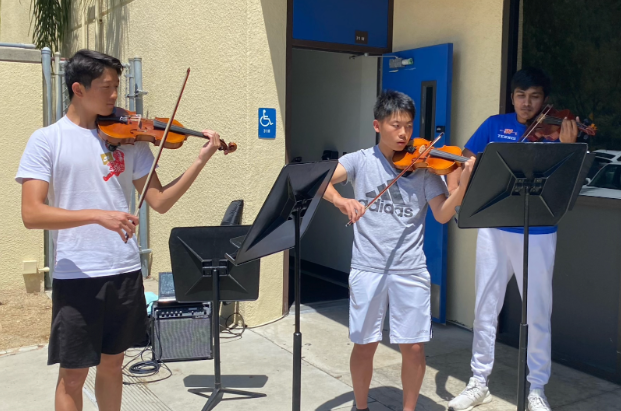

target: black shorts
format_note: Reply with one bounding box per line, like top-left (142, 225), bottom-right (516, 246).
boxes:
top-left (48, 270), bottom-right (148, 369)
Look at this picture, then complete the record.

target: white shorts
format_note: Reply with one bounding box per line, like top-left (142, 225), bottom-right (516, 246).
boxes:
top-left (348, 269), bottom-right (432, 345)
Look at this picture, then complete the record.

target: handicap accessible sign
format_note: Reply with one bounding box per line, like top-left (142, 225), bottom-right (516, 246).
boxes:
top-left (258, 108), bottom-right (276, 139)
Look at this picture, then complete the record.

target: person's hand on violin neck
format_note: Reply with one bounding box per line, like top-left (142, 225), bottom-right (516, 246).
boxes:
top-left (558, 117), bottom-right (579, 143)
top-left (428, 156), bottom-right (476, 224)
top-left (534, 116), bottom-right (579, 143)
top-left (197, 129), bottom-right (229, 163)
top-left (459, 156), bottom-right (476, 187)
top-left (446, 148), bottom-right (475, 195)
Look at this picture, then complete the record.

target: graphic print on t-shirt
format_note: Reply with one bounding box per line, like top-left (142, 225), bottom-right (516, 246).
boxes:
top-left (497, 127), bottom-right (519, 141)
top-left (101, 150), bottom-right (126, 181)
top-left (359, 180), bottom-right (413, 218)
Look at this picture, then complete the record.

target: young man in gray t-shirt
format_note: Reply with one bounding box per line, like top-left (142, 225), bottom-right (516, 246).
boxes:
top-left (323, 90), bottom-right (475, 411)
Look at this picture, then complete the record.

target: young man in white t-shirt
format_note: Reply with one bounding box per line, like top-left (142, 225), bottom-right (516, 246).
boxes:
top-left (322, 90), bottom-right (475, 411)
top-left (16, 49), bottom-right (228, 411)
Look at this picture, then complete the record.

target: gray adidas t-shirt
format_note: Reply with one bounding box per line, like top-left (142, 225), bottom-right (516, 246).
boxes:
top-left (339, 146), bottom-right (449, 275)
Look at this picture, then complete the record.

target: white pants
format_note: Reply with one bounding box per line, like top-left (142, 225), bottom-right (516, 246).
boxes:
top-left (471, 228), bottom-right (556, 391)
top-left (348, 269), bottom-right (432, 345)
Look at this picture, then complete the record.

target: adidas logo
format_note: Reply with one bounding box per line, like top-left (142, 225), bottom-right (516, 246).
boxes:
top-left (358, 181), bottom-right (414, 218)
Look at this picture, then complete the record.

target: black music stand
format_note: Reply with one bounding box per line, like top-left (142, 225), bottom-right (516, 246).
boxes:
top-left (169, 226), bottom-right (263, 411)
top-left (226, 161), bottom-right (338, 411)
top-left (457, 142), bottom-right (590, 411)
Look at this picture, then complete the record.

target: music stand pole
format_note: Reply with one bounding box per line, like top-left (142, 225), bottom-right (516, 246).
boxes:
top-left (211, 268), bottom-right (223, 409)
top-left (292, 209), bottom-right (302, 411)
top-left (517, 189), bottom-right (530, 411)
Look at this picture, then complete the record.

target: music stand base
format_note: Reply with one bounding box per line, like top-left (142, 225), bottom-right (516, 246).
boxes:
top-left (189, 387), bottom-right (267, 411)
top-left (188, 265), bottom-right (265, 411)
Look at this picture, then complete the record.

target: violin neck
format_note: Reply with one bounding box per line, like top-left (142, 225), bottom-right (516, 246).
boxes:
top-left (152, 119), bottom-right (205, 138)
top-left (429, 149), bottom-right (469, 163)
top-left (543, 115), bottom-right (590, 133)
top-left (98, 115), bottom-right (129, 123)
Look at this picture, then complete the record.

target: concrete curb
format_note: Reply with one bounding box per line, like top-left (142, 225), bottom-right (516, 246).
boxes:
top-left (0, 344), bottom-right (47, 358)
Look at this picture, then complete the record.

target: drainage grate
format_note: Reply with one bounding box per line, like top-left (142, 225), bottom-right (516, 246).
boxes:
top-left (83, 367), bottom-right (172, 411)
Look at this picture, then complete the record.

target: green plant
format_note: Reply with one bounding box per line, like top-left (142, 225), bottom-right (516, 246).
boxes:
top-left (30, 0), bottom-right (71, 52)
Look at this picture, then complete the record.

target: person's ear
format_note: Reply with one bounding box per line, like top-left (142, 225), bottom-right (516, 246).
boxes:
top-left (71, 82), bottom-right (85, 98)
top-left (373, 119), bottom-right (381, 133)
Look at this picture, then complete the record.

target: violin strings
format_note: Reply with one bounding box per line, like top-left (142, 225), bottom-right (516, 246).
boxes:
top-left (519, 105), bottom-right (552, 142)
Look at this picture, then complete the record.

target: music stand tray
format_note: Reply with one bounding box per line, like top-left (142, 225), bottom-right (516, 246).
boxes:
top-left (226, 160), bottom-right (338, 411)
top-left (169, 225), bottom-right (263, 411)
top-left (457, 142), bottom-right (588, 411)
top-left (170, 226), bottom-right (260, 303)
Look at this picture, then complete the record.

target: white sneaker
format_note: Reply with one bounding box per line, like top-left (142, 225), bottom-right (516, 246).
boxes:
top-left (528, 389), bottom-right (551, 411)
top-left (448, 377), bottom-right (492, 411)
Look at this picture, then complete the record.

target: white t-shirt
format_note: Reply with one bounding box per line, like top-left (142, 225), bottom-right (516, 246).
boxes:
top-left (15, 116), bottom-right (155, 279)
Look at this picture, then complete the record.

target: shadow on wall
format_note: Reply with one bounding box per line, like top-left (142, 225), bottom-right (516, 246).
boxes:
top-left (260, 0), bottom-right (287, 127)
top-left (104, 1), bottom-right (131, 59)
top-left (61, 1), bottom-right (130, 57)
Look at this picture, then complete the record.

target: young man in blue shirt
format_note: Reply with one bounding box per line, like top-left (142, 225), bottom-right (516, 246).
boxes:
top-left (447, 68), bottom-right (579, 411)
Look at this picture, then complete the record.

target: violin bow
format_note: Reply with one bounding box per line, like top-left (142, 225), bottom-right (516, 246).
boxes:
top-left (136, 68), bottom-right (190, 212)
top-left (345, 133), bottom-right (443, 227)
top-left (125, 68), bottom-right (190, 242)
top-left (519, 104), bottom-right (553, 142)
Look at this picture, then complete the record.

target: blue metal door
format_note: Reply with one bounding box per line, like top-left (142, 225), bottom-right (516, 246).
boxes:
top-left (381, 44), bottom-right (453, 323)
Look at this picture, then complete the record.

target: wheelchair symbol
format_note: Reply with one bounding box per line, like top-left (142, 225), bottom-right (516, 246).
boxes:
top-left (259, 110), bottom-right (273, 127)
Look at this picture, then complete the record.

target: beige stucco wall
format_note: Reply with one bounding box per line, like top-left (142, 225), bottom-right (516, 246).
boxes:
top-left (393, 0), bottom-right (505, 328)
top-left (0, 0), bottom-right (33, 44)
top-left (0, 51), bottom-right (45, 290)
top-left (63, 0), bottom-right (287, 326)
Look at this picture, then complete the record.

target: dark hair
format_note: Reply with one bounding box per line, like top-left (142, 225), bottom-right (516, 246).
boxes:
top-left (511, 67), bottom-right (551, 97)
top-left (374, 90), bottom-right (416, 122)
top-left (64, 49), bottom-right (123, 100)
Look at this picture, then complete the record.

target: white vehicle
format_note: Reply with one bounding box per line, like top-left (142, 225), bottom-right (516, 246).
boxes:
top-left (594, 149), bottom-right (621, 162)
top-left (580, 163), bottom-right (621, 200)
top-left (586, 149), bottom-right (621, 179)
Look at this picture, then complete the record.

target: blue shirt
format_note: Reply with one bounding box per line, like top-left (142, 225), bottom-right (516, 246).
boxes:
top-left (464, 113), bottom-right (557, 235)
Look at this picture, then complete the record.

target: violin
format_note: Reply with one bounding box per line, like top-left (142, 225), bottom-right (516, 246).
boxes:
top-left (392, 137), bottom-right (470, 175)
top-left (117, 68), bottom-right (235, 242)
top-left (521, 104), bottom-right (596, 142)
top-left (346, 134), bottom-right (470, 227)
top-left (97, 107), bottom-right (237, 153)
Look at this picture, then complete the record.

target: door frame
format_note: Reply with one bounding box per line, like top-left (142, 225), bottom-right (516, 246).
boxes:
top-left (499, 0), bottom-right (521, 114)
top-left (282, 0), bottom-right (394, 313)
